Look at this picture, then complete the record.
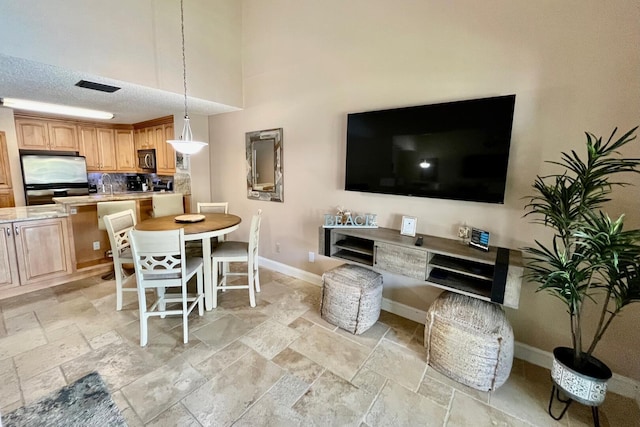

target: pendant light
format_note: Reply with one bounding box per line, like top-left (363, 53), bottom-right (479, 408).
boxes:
top-left (167, 0), bottom-right (207, 155)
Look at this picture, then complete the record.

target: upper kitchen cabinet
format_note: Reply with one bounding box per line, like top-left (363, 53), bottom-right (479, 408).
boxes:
top-left (156, 124), bottom-right (176, 175)
top-left (115, 130), bottom-right (136, 172)
top-left (133, 116), bottom-right (175, 175)
top-left (79, 126), bottom-right (117, 172)
top-left (0, 132), bottom-right (15, 208)
top-left (15, 117), bottom-right (79, 152)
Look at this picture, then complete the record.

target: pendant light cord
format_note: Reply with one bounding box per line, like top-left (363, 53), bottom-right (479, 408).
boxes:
top-left (180, 0), bottom-right (188, 119)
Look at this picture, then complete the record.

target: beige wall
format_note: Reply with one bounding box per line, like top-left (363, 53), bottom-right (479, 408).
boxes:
top-left (0, 0), bottom-right (243, 107)
top-left (209, 0), bottom-right (640, 379)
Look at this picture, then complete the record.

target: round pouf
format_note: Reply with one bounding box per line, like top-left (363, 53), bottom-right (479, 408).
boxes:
top-left (320, 264), bottom-right (383, 335)
top-left (424, 291), bottom-right (514, 391)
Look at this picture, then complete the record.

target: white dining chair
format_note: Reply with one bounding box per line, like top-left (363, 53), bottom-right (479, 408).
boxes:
top-left (129, 228), bottom-right (204, 346)
top-left (152, 193), bottom-right (184, 217)
top-left (102, 208), bottom-right (138, 310)
top-left (210, 209), bottom-right (262, 308)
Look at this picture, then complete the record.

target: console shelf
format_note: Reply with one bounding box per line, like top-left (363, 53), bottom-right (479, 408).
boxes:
top-left (319, 226), bottom-right (522, 308)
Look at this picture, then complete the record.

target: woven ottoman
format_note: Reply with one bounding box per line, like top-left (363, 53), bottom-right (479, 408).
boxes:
top-left (424, 291), bottom-right (514, 391)
top-left (320, 264), bottom-right (383, 335)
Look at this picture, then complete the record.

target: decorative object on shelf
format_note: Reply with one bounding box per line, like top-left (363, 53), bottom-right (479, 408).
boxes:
top-left (166, 0), bottom-right (207, 155)
top-left (457, 225), bottom-right (470, 244)
top-left (246, 128), bottom-right (283, 202)
top-left (400, 215), bottom-right (417, 237)
top-left (323, 212), bottom-right (377, 228)
top-left (469, 228), bottom-right (490, 251)
top-left (523, 126), bottom-right (640, 424)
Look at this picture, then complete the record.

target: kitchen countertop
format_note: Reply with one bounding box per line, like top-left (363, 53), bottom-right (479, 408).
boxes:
top-left (52, 191), bottom-right (183, 206)
top-left (0, 204), bottom-right (69, 224)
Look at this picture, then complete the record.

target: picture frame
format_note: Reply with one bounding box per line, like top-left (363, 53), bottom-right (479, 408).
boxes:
top-left (400, 216), bottom-right (417, 237)
top-left (176, 152), bottom-right (189, 171)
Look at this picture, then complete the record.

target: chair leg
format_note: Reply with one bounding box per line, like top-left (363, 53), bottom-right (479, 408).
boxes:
top-left (197, 269), bottom-right (204, 316)
top-left (254, 262), bottom-right (261, 293)
top-left (158, 287), bottom-right (166, 318)
top-left (115, 263), bottom-right (123, 311)
top-left (212, 258), bottom-right (219, 309)
top-left (182, 284), bottom-right (188, 344)
top-left (248, 265), bottom-right (256, 307)
top-left (138, 287), bottom-right (148, 347)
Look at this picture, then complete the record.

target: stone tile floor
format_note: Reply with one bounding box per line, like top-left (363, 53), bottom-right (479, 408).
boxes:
top-left (0, 268), bottom-right (639, 426)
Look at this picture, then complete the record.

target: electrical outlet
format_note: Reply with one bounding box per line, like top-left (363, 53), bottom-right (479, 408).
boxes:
top-left (93, 241), bottom-right (100, 250)
top-left (276, 242), bottom-right (281, 253)
top-left (308, 251), bottom-right (315, 262)
top-left (70, 208), bottom-right (77, 215)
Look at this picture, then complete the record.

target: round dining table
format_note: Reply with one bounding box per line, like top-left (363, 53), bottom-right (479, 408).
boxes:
top-left (135, 212), bottom-right (241, 310)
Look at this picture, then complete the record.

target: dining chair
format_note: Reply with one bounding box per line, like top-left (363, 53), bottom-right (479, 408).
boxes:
top-left (210, 209), bottom-right (262, 308)
top-left (102, 208), bottom-right (138, 311)
top-left (129, 228), bottom-right (204, 346)
top-left (152, 193), bottom-right (184, 217)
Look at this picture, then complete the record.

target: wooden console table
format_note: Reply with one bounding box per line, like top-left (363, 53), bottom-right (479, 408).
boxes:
top-left (319, 227), bottom-right (523, 308)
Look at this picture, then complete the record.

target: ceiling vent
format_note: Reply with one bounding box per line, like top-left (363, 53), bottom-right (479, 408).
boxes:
top-left (75, 80), bottom-right (121, 93)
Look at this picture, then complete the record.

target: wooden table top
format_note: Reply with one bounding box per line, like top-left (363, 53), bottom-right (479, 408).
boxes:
top-left (135, 213), bottom-right (241, 234)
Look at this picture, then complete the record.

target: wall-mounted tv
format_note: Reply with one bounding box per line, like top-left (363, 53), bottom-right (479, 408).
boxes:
top-left (345, 94), bottom-right (516, 204)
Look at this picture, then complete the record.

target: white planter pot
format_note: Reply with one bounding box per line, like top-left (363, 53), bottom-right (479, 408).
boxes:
top-left (550, 346), bottom-right (612, 406)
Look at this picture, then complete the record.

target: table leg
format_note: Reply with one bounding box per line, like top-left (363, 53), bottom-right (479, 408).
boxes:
top-left (202, 236), bottom-right (213, 310)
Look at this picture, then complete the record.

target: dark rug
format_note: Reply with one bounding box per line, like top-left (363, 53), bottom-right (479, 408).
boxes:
top-left (3, 372), bottom-right (127, 427)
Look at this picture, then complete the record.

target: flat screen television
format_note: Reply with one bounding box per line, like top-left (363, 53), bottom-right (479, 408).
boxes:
top-left (345, 94), bottom-right (516, 204)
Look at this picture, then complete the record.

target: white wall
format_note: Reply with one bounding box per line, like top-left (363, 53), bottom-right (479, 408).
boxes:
top-left (209, 0), bottom-right (640, 379)
top-left (0, 0), bottom-right (242, 107)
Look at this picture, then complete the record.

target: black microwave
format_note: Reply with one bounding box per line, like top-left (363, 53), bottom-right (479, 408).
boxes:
top-left (137, 149), bottom-right (156, 172)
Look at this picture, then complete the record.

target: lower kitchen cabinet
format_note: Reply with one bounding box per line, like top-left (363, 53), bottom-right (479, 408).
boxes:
top-left (0, 217), bottom-right (73, 290)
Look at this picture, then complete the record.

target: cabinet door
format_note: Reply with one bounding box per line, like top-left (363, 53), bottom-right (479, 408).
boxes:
top-left (97, 128), bottom-right (117, 171)
top-left (115, 130), bottom-right (136, 171)
top-left (15, 119), bottom-right (49, 150)
top-left (48, 122), bottom-right (79, 151)
top-left (374, 241), bottom-right (428, 280)
top-left (0, 190), bottom-right (15, 208)
top-left (13, 218), bottom-right (73, 286)
top-left (0, 132), bottom-right (12, 189)
top-left (79, 126), bottom-right (100, 171)
top-left (160, 124), bottom-right (176, 174)
top-left (0, 226), bottom-right (19, 289)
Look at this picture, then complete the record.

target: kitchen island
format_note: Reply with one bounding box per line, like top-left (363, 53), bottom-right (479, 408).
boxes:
top-left (0, 192), bottom-right (190, 300)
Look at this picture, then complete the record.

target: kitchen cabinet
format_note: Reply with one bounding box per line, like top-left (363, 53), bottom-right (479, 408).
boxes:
top-left (156, 124), bottom-right (176, 175)
top-left (0, 132), bottom-right (14, 208)
top-left (0, 218), bottom-right (73, 290)
top-left (133, 121), bottom-right (176, 175)
top-left (115, 129), bottom-right (136, 171)
top-left (16, 118), bottom-right (79, 152)
top-left (79, 127), bottom-right (117, 172)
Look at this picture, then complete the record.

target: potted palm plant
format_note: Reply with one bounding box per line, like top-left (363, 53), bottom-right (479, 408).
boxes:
top-left (523, 126), bottom-right (640, 420)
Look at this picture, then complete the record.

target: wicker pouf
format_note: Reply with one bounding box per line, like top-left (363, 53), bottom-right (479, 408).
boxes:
top-left (424, 291), bottom-right (514, 391)
top-left (320, 264), bottom-right (383, 335)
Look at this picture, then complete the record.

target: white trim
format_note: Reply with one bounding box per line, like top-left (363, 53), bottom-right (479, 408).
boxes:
top-left (259, 257), bottom-right (640, 400)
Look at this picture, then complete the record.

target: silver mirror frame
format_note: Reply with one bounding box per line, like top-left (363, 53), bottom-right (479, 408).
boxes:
top-left (246, 128), bottom-right (283, 202)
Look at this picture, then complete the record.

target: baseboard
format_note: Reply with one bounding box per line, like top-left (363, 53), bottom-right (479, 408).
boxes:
top-left (259, 257), bottom-right (640, 400)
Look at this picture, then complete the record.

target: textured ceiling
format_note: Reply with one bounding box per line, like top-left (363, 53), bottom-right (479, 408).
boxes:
top-left (0, 54), bottom-right (239, 124)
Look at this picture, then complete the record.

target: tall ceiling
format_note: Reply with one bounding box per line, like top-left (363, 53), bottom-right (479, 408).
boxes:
top-left (0, 54), bottom-right (239, 124)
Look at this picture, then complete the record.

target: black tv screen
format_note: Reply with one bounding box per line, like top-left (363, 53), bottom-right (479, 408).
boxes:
top-left (345, 94), bottom-right (516, 204)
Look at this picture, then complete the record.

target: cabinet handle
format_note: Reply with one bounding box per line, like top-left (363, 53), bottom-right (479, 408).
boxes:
top-left (14, 226), bottom-right (19, 235)
top-left (5, 227), bottom-right (10, 236)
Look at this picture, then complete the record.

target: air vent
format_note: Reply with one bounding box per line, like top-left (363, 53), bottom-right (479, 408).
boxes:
top-left (75, 80), bottom-right (121, 93)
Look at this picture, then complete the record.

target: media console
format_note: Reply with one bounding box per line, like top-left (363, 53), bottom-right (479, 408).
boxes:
top-left (319, 227), bottom-right (523, 308)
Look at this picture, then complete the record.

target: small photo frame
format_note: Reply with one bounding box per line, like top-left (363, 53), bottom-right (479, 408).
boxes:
top-left (400, 216), bottom-right (417, 237)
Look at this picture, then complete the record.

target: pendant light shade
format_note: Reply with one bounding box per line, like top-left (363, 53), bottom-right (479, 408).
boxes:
top-left (167, 0), bottom-right (207, 155)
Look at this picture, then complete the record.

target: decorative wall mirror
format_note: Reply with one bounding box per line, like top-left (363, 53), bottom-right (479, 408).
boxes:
top-left (246, 128), bottom-right (283, 202)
